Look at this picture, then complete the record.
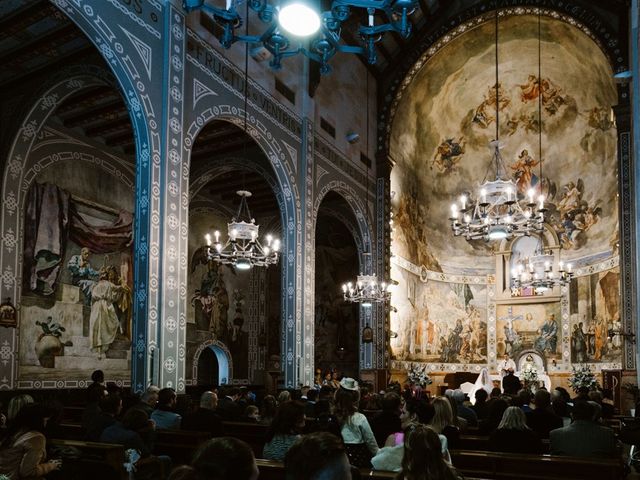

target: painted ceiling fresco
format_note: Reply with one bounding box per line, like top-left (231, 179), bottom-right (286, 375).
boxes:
top-left (390, 14), bottom-right (618, 274)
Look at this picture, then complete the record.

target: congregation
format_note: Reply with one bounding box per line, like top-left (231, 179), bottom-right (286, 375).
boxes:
top-left (0, 369), bottom-right (627, 480)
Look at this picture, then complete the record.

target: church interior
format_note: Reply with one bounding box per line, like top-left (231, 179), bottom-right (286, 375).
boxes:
top-left (0, 0), bottom-right (638, 478)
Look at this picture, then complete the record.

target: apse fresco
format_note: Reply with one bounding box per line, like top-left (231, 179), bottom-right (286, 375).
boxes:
top-left (390, 276), bottom-right (488, 364)
top-left (390, 14), bottom-right (618, 274)
top-left (495, 303), bottom-right (562, 362)
top-left (569, 267), bottom-right (621, 364)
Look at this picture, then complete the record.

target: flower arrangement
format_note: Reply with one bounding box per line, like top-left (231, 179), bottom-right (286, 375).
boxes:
top-left (568, 364), bottom-right (600, 393)
top-left (35, 316), bottom-right (66, 338)
top-left (407, 364), bottom-right (432, 387)
top-left (522, 364), bottom-right (539, 389)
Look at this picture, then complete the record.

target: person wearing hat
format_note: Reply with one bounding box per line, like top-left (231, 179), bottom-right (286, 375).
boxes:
top-left (335, 378), bottom-right (379, 468)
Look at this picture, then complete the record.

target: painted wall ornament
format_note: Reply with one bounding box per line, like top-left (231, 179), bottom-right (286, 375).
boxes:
top-left (0, 299), bottom-right (17, 328)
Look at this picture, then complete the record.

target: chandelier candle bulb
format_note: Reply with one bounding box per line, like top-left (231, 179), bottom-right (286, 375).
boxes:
top-left (460, 195), bottom-right (467, 210)
top-left (205, 233), bottom-right (212, 246)
top-left (528, 189), bottom-right (535, 204)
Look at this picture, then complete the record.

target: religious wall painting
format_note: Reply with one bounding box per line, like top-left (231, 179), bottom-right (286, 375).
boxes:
top-left (569, 268), bottom-right (621, 364)
top-left (189, 253), bottom-right (251, 379)
top-left (495, 302), bottom-right (562, 363)
top-left (390, 14), bottom-right (618, 274)
top-left (20, 182), bottom-right (133, 383)
top-left (391, 278), bottom-right (487, 365)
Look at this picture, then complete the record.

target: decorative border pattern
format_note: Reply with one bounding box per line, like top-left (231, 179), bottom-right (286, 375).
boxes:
top-left (49, 0), bottom-right (161, 393)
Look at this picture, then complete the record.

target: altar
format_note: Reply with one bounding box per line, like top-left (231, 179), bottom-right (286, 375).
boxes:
top-left (488, 373), bottom-right (551, 392)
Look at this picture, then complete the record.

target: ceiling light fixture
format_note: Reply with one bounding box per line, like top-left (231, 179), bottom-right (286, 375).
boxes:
top-left (183, 0), bottom-right (419, 74)
top-left (449, 10), bottom-right (546, 242)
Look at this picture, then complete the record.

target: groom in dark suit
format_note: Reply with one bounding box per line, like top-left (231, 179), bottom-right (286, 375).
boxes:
top-left (502, 369), bottom-right (521, 395)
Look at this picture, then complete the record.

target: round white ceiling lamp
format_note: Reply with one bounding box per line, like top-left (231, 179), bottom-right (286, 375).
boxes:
top-left (278, 3), bottom-right (321, 37)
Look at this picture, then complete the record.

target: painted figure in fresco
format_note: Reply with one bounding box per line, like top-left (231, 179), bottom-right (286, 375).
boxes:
top-left (510, 149), bottom-right (540, 194)
top-left (571, 323), bottom-right (587, 363)
top-left (540, 78), bottom-right (566, 115)
top-left (90, 268), bottom-right (125, 358)
top-left (106, 264), bottom-right (132, 336)
top-left (534, 314), bottom-right (558, 353)
top-left (473, 83), bottom-right (510, 128)
top-left (446, 318), bottom-right (464, 360)
top-left (586, 106), bottom-right (614, 132)
top-left (503, 322), bottom-right (521, 356)
top-left (67, 247), bottom-right (99, 304)
top-left (594, 316), bottom-right (607, 361)
top-left (586, 323), bottom-right (596, 356)
top-left (432, 137), bottom-right (465, 174)
top-left (519, 74), bottom-right (541, 103)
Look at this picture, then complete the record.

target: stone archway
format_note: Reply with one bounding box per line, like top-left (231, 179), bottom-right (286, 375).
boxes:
top-left (192, 339), bottom-right (233, 385)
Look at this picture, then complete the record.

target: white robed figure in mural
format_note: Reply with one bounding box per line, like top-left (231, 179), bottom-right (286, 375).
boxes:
top-left (467, 367), bottom-right (493, 405)
top-left (90, 268), bottom-right (122, 358)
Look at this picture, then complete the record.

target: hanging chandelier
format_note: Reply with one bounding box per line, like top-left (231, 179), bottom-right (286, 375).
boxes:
top-left (449, 10), bottom-right (547, 242)
top-left (205, 190), bottom-right (280, 270)
top-left (511, 248), bottom-right (573, 294)
top-left (183, 0), bottom-right (419, 74)
top-left (342, 274), bottom-right (393, 307)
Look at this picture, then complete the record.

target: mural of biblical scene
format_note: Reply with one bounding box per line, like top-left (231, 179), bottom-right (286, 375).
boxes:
top-left (496, 303), bottom-right (562, 363)
top-left (569, 268), bottom-right (621, 363)
top-left (314, 214), bottom-right (359, 378)
top-left (390, 276), bottom-right (487, 364)
top-left (189, 244), bottom-right (252, 381)
top-left (390, 14), bottom-right (618, 274)
top-left (20, 181), bottom-right (133, 383)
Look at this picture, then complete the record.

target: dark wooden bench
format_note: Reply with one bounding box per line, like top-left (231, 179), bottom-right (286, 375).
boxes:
top-left (221, 421), bottom-right (269, 456)
top-left (153, 429), bottom-right (212, 464)
top-left (49, 438), bottom-right (127, 480)
top-left (457, 434), bottom-right (550, 453)
top-left (450, 449), bottom-right (625, 480)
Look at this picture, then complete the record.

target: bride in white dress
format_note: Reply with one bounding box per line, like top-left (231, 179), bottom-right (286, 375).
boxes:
top-left (467, 367), bottom-right (494, 405)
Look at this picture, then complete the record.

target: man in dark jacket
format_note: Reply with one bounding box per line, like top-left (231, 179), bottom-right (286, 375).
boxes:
top-left (502, 370), bottom-right (521, 396)
top-left (526, 389), bottom-right (563, 439)
top-left (217, 386), bottom-right (242, 421)
top-left (182, 391), bottom-right (224, 435)
top-left (550, 401), bottom-right (619, 457)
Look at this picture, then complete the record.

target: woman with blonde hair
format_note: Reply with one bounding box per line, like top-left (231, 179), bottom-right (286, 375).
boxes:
top-left (428, 397), bottom-right (460, 450)
top-left (488, 406), bottom-right (543, 454)
top-left (396, 424), bottom-right (460, 480)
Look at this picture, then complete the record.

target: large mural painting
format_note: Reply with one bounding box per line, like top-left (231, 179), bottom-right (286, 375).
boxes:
top-left (390, 275), bottom-right (488, 364)
top-left (20, 177), bottom-right (134, 385)
top-left (390, 14), bottom-right (618, 274)
top-left (569, 267), bottom-right (621, 364)
top-left (389, 12), bottom-right (620, 371)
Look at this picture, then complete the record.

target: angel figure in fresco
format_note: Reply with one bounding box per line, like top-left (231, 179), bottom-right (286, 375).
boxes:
top-left (510, 149), bottom-right (540, 194)
top-left (473, 83), bottom-right (510, 128)
top-left (519, 74), bottom-right (540, 103)
top-left (586, 106), bottom-right (615, 132)
top-left (432, 137), bottom-right (465, 174)
top-left (557, 181), bottom-right (583, 218)
top-left (540, 78), bottom-right (566, 115)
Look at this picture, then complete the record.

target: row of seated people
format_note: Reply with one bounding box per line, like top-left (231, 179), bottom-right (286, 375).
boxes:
top-left (0, 372), bottom-right (627, 480)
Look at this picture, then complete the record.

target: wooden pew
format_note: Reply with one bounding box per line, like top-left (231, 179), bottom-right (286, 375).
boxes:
top-left (221, 421), bottom-right (269, 457)
top-left (153, 429), bottom-right (212, 464)
top-left (49, 438), bottom-right (127, 480)
top-left (450, 450), bottom-right (624, 480)
top-left (256, 459), bottom-right (397, 480)
top-left (456, 434), bottom-right (550, 453)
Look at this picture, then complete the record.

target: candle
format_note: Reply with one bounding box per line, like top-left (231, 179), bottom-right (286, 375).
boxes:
top-left (481, 188), bottom-right (487, 203)
top-left (506, 187), bottom-right (512, 201)
top-left (539, 195), bottom-right (545, 210)
top-left (205, 233), bottom-right (212, 246)
top-left (368, 13), bottom-right (374, 26)
top-left (214, 230), bottom-right (220, 242)
top-left (528, 188), bottom-right (535, 203)
top-left (460, 195), bottom-right (467, 210)
top-left (567, 263), bottom-right (573, 273)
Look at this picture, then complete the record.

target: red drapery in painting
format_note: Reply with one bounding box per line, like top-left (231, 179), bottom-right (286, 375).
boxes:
top-left (23, 182), bottom-right (133, 295)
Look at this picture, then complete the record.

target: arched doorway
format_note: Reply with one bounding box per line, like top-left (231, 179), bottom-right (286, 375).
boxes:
top-left (187, 120), bottom-right (283, 386)
top-left (314, 192), bottom-right (361, 379)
